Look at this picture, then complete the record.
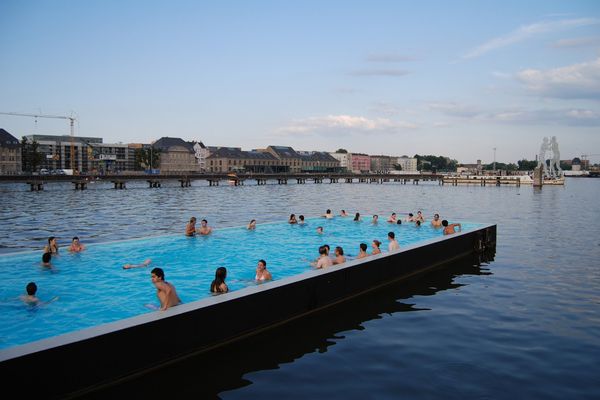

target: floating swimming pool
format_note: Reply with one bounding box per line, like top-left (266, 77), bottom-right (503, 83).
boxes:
top-left (0, 216), bottom-right (483, 350)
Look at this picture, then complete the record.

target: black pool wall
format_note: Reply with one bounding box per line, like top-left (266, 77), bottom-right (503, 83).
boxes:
top-left (0, 224), bottom-right (496, 398)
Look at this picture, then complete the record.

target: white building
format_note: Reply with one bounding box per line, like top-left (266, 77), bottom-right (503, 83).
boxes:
top-left (395, 156), bottom-right (418, 172)
top-left (329, 152), bottom-right (352, 171)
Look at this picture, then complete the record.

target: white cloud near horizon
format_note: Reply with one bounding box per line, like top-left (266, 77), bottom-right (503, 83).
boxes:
top-left (462, 18), bottom-right (600, 59)
top-left (516, 57), bottom-right (600, 100)
top-left (276, 114), bottom-right (418, 136)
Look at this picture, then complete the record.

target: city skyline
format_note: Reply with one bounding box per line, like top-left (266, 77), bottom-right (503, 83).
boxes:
top-left (1, 0), bottom-right (599, 164)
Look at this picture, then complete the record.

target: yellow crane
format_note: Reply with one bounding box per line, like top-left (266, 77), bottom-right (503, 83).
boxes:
top-left (0, 111), bottom-right (77, 170)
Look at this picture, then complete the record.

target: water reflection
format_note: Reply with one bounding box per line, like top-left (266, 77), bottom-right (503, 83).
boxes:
top-left (81, 255), bottom-right (492, 399)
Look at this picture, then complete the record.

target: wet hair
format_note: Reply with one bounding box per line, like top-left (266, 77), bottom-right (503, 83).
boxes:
top-left (388, 232), bottom-right (395, 239)
top-left (258, 259), bottom-right (266, 267)
top-left (324, 244), bottom-right (330, 251)
top-left (354, 213), bottom-right (360, 221)
top-left (319, 245), bottom-right (328, 255)
top-left (408, 213), bottom-right (413, 217)
top-left (250, 219), bottom-right (256, 223)
top-left (373, 214), bottom-right (378, 218)
top-left (360, 243), bottom-right (367, 251)
top-left (201, 219), bottom-right (208, 224)
top-left (48, 236), bottom-right (55, 244)
top-left (416, 220), bottom-right (421, 226)
top-left (434, 213), bottom-right (440, 218)
top-left (290, 214), bottom-right (295, 219)
top-left (373, 240), bottom-right (381, 247)
top-left (26, 282), bottom-right (37, 295)
top-left (397, 220), bottom-right (402, 225)
top-left (151, 267), bottom-right (164, 280)
top-left (299, 215), bottom-right (304, 221)
top-left (42, 252), bottom-right (51, 263)
top-left (335, 246), bottom-right (344, 255)
top-left (211, 266), bottom-right (227, 293)
top-left (72, 236), bottom-right (79, 241)
top-left (326, 209), bottom-right (331, 214)
top-left (317, 226), bottom-right (323, 231)
top-left (442, 220), bottom-right (449, 227)
top-left (391, 213), bottom-right (396, 216)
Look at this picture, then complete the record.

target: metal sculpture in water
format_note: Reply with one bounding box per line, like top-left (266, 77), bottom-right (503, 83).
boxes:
top-left (538, 136), bottom-right (563, 179)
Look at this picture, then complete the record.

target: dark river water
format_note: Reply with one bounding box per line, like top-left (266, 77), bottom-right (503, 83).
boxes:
top-left (1, 178), bottom-right (599, 399)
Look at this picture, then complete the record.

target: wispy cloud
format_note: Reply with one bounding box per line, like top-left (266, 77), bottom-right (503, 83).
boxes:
top-left (427, 102), bottom-right (482, 118)
top-left (552, 36), bottom-right (600, 48)
top-left (516, 57), bottom-right (600, 100)
top-left (348, 69), bottom-right (410, 77)
top-left (462, 18), bottom-right (600, 59)
top-left (366, 54), bottom-right (416, 63)
top-left (487, 107), bottom-right (600, 126)
top-left (277, 114), bottom-right (417, 136)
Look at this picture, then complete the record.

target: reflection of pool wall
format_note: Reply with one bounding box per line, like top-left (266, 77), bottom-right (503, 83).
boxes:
top-left (1, 224), bottom-right (495, 398)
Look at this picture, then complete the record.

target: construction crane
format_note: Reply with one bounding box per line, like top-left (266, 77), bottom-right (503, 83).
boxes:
top-left (0, 111), bottom-right (77, 170)
top-left (581, 154), bottom-right (600, 169)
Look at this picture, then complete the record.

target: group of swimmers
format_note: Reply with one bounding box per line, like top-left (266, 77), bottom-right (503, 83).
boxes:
top-left (22, 209), bottom-right (461, 311)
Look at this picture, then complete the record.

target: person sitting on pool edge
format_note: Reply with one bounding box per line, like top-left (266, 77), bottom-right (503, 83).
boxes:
top-left (151, 267), bottom-right (181, 311)
top-left (211, 266), bottom-right (229, 294)
top-left (255, 259), bottom-right (272, 282)
top-left (442, 220), bottom-right (462, 235)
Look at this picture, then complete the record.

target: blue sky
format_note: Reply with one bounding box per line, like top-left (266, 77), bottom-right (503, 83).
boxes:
top-left (1, 0), bottom-right (599, 164)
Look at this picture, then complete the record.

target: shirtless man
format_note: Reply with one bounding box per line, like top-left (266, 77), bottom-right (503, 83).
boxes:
top-left (20, 282), bottom-right (40, 305)
top-left (405, 213), bottom-right (415, 222)
top-left (316, 245), bottom-right (333, 269)
top-left (442, 220), bottom-right (462, 235)
top-left (333, 246), bottom-right (346, 265)
top-left (415, 211), bottom-right (425, 223)
top-left (186, 217), bottom-right (197, 236)
top-left (372, 214), bottom-right (379, 224)
top-left (387, 213), bottom-right (397, 223)
top-left (388, 232), bottom-right (400, 251)
top-left (41, 252), bottom-right (52, 267)
top-left (316, 226), bottom-right (324, 234)
top-left (322, 209), bottom-right (334, 219)
top-left (150, 267), bottom-right (181, 311)
top-left (431, 213), bottom-right (442, 228)
top-left (69, 237), bottom-right (85, 252)
top-left (197, 219), bottom-right (213, 235)
top-left (357, 243), bottom-right (368, 259)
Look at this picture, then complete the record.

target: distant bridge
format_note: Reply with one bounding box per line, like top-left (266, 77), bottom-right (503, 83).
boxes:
top-left (0, 172), bottom-right (443, 190)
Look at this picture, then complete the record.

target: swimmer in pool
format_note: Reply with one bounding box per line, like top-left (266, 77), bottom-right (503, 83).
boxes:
top-left (123, 259), bottom-right (152, 269)
top-left (255, 259), bottom-right (272, 282)
top-left (357, 243), bottom-right (368, 259)
top-left (151, 267), bottom-right (181, 310)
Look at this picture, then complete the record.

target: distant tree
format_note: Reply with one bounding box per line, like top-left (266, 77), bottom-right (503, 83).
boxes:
top-left (414, 154), bottom-right (457, 172)
top-left (517, 159), bottom-right (538, 171)
top-left (21, 137), bottom-right (44, 173)
top-left (560, 161), bottom-right (572, 171)
top-left (483, 162), bottom-right (517, 171)
top-left (393, 164), bottom-right (403, 171)
top-left (335, 148), bottom-right (348, 153)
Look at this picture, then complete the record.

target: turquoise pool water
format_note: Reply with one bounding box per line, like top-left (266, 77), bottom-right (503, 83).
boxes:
top-left (0, 216), bottom-right (482, 350)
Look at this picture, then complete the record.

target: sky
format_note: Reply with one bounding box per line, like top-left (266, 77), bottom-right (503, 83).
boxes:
top-left (1, 0), bottom-right (599, 164)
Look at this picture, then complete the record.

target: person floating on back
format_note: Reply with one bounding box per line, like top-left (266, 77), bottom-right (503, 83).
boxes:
top-left (442, 220), bottom-right (462, 235)
top-left (69, 236), bottom-right (86, 252)
top-left (123, 259), bottom-right (152, 269)
top-left (150, 267), bottom-right (181, 311)
top-left (211, 266), bottom-right (229, 294)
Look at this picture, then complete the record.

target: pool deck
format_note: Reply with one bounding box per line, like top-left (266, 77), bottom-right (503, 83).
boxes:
top-left (0, 223), bottom-right (496, 399)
